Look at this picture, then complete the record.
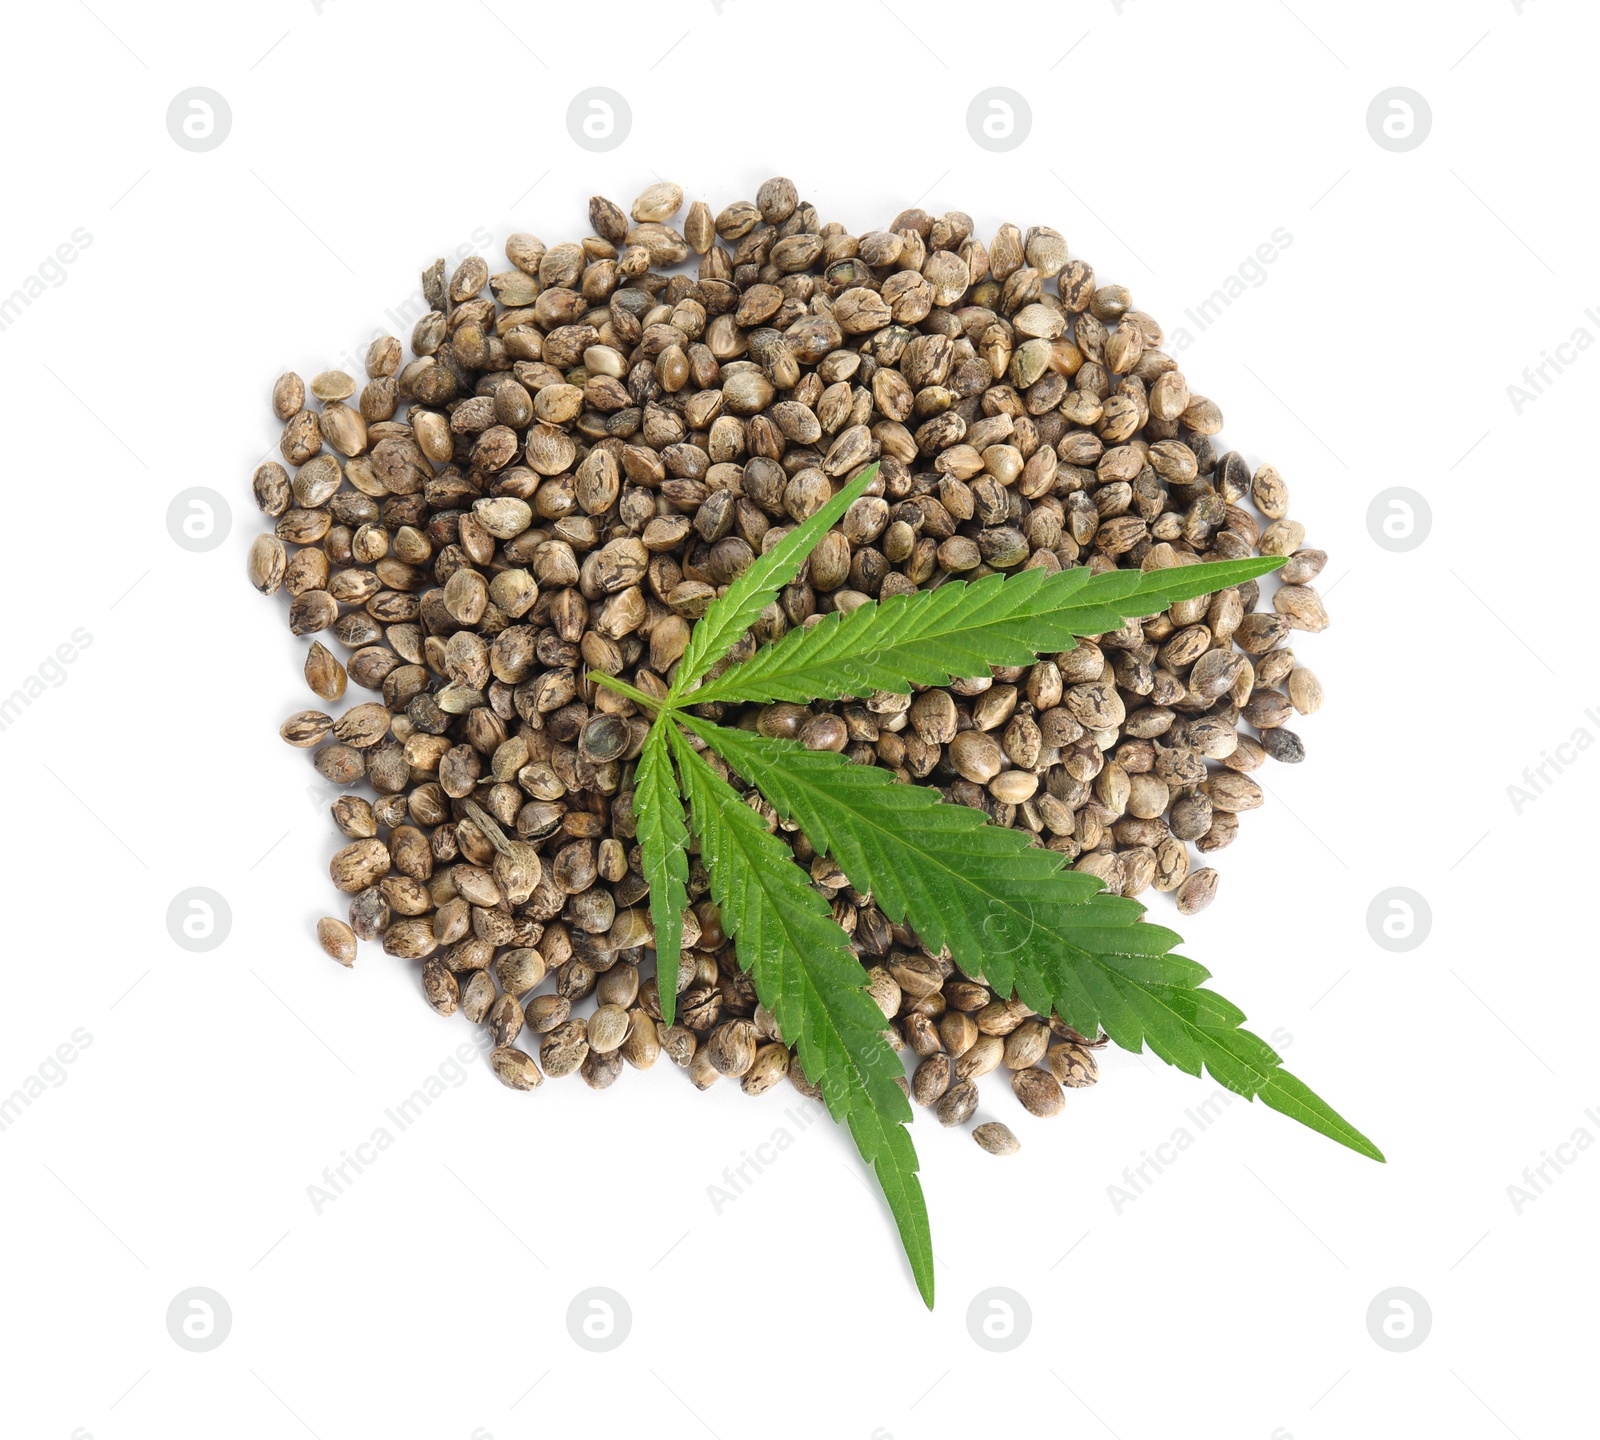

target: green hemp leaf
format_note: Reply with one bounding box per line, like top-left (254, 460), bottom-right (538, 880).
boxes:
top-left (592, 461), bottom-right (1382, 1308)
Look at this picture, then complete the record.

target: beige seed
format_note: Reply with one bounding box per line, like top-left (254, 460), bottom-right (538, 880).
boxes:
top-left (788, 1055), bottom-right (824, 1101)
top-left (687, 1047), bottom-right (721, 1091)
top-left (865, 966), bottom-right (902, 1020)
top-left (949, 730), bottom-right (1002, 783)
top-left (313, 743), bottom-right (363, 785)
top-left (1288, 667), bottom-right (1324, 715)
top-left (495, 947), bottom-right (546, 994)
top-left (383, 918), bottom-right (436, 959)
top-left (333, 702), bottom-right (391, 748)
top-left (955, 1033), bottom-right (1005, 1082)
top-left (1176, 867), bottom-right (1221, 915)
top-left (460, 971), bottom-right (496, 1025)
top-left (1259, 519), bottom-right (1306, 558)
top-left (940, 1012), bottom-right (978, 1057)
top-left (288, 590), bottom-right (338, 637)
top-left (1274, 585), bottom-right (1330, 633)
top-left (1153, 836), bottom-right (1190, 893)
top-left (304, 641), bottom-right (346, 701)
top-left (1241, 689), bottom-right (1293, 730)
top-left (588, 1004), bottom-right (631, 1054)
top-left (473, 496), bottom-right (532, 539)
top-left (742, 1043), bottom-right (791, 1096)
top-left (621, 1012), bottom-right (661, 1069)
top-left (976, 999), bottom-right (1029, 1037)
top-left (248, 534), bottom-right (288, 596)
top-left (596, 962), bottom-right (640, 1010)
top-left (1126, 771), bottom-right (1169, 819)
top-left (490, 1046), bottom-right (543, 1091)
top-left (319, 401), bottom-right (367, 458)
top-left (280, 710), bottom-right (329, 748)
top-left (1002, 1020), bottom-right (1050, 1070)
top-left (631, 181), bottom-right (683, 223)
top-left (252, 464), bottom-right (294, 518)
top-left (684, 200), bottom-right (714, 253)
top-left (657, 1023), bottom-right (696, 1069)
top-left (310, 369), bottom-right (356, 402)
top-left (271, 371), bottom-right (305, 420)
top-left (1197, 812), bottom-right (1239, 854)
top-left (973, 1122), bottom-right (1021, 1156)
top-left (329, 838), bottom-right (389, 893)
top-left (316, 917), bottom-right (356, 966)
top-left (1204, 772), bottom-right (1263, 813)
top-left (989, 769), bottom-right (1039, 804)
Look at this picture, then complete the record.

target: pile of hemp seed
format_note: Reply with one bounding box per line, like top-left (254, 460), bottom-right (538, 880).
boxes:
top-left (248, 177), bottom-right (1329, 1155)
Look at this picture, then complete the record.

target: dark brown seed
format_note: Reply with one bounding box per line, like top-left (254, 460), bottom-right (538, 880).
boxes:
top-left (913, 1054), bottom-right (954, 1106)
top-left (488, 993), bottom-right (524, 1047)
top-left (289, 591), bottom-right (337, 636)
top-left (527, 995), bottom-right (572, 1033)
top-left (314, 743), bottom-right (364, 785)
top-left (582, 1047), bottom-right (624, 1090)
top-left (705, 1019), bottom-right (758, 1077)
top-left (1012, 1067), bottom-right (1065, 1117)
top-left (421, 959), bottom-right (459, 1016)
top-left (1260, 726), bottom-right (1305, 763)
top-left (935, 1079), bottom-right (979, 1127)
top-left (541, 1019), bottom-right (589, 1078)
top-left (1046, 1042), bottom-right (1099, 1088)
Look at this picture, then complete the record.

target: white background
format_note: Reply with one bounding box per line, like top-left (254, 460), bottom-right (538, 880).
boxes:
top-left (1, 1), bottom-right (1591, 1436)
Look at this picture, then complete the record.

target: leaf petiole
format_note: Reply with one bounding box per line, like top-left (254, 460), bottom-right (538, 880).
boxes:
top-left (586, 669), bottom-right (666, 712)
